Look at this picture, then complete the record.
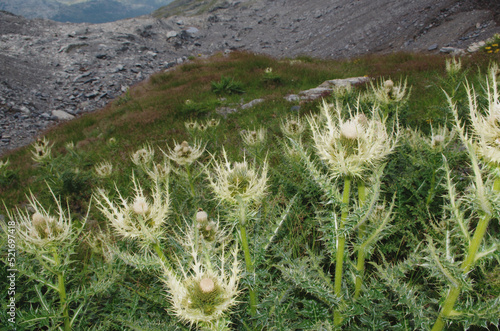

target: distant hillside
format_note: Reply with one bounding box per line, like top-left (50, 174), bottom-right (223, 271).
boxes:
top-left (0, 0), bottom-right (174, 23)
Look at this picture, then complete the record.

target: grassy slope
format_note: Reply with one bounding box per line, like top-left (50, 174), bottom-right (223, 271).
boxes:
top-left (1, 50), bottom-right (498, 210)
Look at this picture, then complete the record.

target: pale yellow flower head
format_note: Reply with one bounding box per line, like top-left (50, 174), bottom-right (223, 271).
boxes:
top-left (464, 69), bottom-right (500, 168)
top-left (163, 240), bottom-right (240, 327)
top-left (184, 120), bottom-right (198, 132)
top-left (163, 140), bottom-right (205, 166)
top-left (207, 149), bottom-right (268, 205)
top-left (370, 78), bottom-right (410, 105)
top-left (131, 145), bottom-right (155, 168)
top-left (207, 118), bottom-right (220, 128)
top-left (94, 161), bottom-right (113, 178)
top-left (10, 192), bottom-right (73, 251)
top-left (308, 100), bottom-right (398, 179)
top-left (94, 174), bottom-right (170, 249)
top-left (240, 127), bottom-right (267, 147)
top-left (445, 57), bottom-right (462, 76)
top-left (31, 137), bottom-right (53, 163)
top-left (280, 115), bottom-right (306, 139)
top-left (0, 158), bottom-right (9, 171)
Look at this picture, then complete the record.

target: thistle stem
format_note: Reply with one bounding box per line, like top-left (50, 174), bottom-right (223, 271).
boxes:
top-left (239, 224), bottom-right (257, 317)
top-left (431, 177), bottom-right (500, 331)
top-left (185, 164), bottom-right (196, 197)
top-left (354, 180), bottom-right (366, 299)
top-left (152, 242), bottom-right (173, 273)
top-left (53, 248), bottom-right (70, 331)
top-left (334, 176), bottom-right (351, 326)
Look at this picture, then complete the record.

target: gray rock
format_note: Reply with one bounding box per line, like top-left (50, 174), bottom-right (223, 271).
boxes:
top-left (241, 98), bottom-right (264, 109)
top-left (284, 94), bottom-right (300, 102)
top-left (428, 43), bottom-right (438, 51)
top-left (51, 110), bottom-right (75, 121)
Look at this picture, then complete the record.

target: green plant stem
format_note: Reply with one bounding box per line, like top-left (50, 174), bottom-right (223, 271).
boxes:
top-left (354, 180), bottom-right (366, 299)
top-left (431, 177), bottom-right (500, 331)
top-left (239, 224), bottom-right (257, 317)
top-left (334, 176), bottom-right (352, 326)
top-left (53, 248), bottom-right (70, 331)
top-left (185, 164), bottom-right (195, 197)
top-left (152, 242), bottom-right (173, 273)
top-left (426, 167), bottom-right (437, 207)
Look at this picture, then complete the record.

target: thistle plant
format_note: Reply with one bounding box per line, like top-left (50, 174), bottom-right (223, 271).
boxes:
top-left (206, 148), bottom-right (268, 316)
top-left (305, 100), bottom-right (398, 325)
top-left (163, 214), bottom-right (240, 330)
top-left (431, 67), bottom-right (500, 330)
top-left (2, 189), bottom-right (87, 330)
top-left (240, 127), bottom-right (267, 161)
top-left (370, 78), bottom-right (410, 106)
top-left (131, 144), bottom-right (155, 172)
top-left (280, 115), bottom-right (306, 142)
top-left (94, 161), bottom-right (113, 178)
top-left (94, 174), bottom-right (172, 268)
top-left (31, 137), bottom-right (53, 163)
top-left (162, 140), bottom-right (205, 197)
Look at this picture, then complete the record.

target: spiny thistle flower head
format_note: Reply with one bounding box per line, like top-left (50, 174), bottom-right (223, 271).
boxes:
top-left (163, 140), bottom-right (205, 166)
top-left (145, 159), bottom-right (171, 183)
top-left (429, 125), bottom-right (455, 152)
top-left (308, 100), bottom-right (398, 179)
top-left (164, 242), bottom-right (240, 327)
top-left (445, 56), bottom-right (462, 76)
top-left (65, 141), bottom-right (75, 151)
top-left (131, 145), bottom-right (155, 168)
top-left (240, 127), bottom-right (267, 147)
top-left (107, 137), bottom-right (117, 147)
top-left (0, 158), bottom-right (9, 171)
top-left (10, 192), bottom-right (73, 251)
top-left (31, 137), bottom-right (53, 163)
top-left (370, 77), bottom-right (410, 105)
top-left (463, 70), bottom-right (500, 169)
top-left (195, 208), bottom-right (219, 243)
top-left (94, 161), bottom-right (113, 178)
top-left (185, 120), bottom-right (198, 132)
top-left (264, 67), bottom-right (273, 74)
top-left (207, 118), bottom-right (220, 128)
top-left (280, 115), bottom-right (306, 139)
top-left (94, 174), bottom-right (170, 249)
top-left (332, 83), bottom-right (353, 99)
top-left (207, 148), bottom-right (268, 206)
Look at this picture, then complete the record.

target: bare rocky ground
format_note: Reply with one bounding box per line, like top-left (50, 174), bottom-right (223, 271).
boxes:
top-left (1, 0), bottom-right (500, 156)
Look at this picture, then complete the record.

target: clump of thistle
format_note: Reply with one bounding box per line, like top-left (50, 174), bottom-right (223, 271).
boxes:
top-left (185, 120), bottom-right (199, 133)
top-left (431, 65), bottom-right (500, 331)
top-left (308, 100), bottom-right (398, 180)
top-left (207, 119), bottom-right (220, 128)
top-left (206, 148), bottom-right (268, 317)
top-left (94, 161), bottom-right (113, 178)
top-left (370, 78), bottom-right (410, 105)
top-left (429, 125), bottom-right (455, 152)
top-left (31, 137), bottom-right (53, 163)
top-left (3, 188), bottom-right (86, 330)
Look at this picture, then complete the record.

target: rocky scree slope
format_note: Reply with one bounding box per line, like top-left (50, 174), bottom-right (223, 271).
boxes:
top-left (1, 0), bottom-right (500, 156)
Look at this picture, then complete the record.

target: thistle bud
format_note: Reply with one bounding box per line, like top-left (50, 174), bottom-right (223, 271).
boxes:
top-left (199, 278), bottom-right (215, 293)
top-left (196, 209), bottom-right (208, 223)
top-left (132, 197), bottom-right (149, 215)
top-left (341, 119), bottom-right (360, 140)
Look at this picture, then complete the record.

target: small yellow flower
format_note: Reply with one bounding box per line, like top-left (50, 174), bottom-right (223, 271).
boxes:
top-left (486, 46), bottom-right (492, 50)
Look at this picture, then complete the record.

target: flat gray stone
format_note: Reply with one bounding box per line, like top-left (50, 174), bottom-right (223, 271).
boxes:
top-left (51, 110), bottom-right (75, 121)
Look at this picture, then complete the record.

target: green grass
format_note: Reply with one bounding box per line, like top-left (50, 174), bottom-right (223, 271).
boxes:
top-left (1, 50), bottom-right (500, 330)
